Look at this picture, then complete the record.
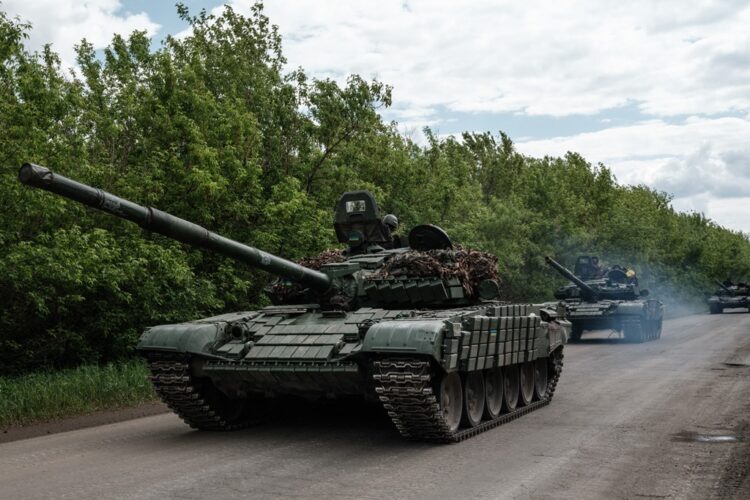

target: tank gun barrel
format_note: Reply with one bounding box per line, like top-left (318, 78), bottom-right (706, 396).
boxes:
top-left (715, 280), bottom-right (734, 294)
top-left (18, 163), bottom-right (332, 292)
top-left (545, 256), bottom-right (598, 300)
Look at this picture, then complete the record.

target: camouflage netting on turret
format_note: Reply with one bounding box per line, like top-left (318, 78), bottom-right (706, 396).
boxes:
top-left (267, 249), bottom-right (345, 302)
top-left (372, 247), bottom-right (500, 297)
top-left (294, 249), bottom-right (346, 270)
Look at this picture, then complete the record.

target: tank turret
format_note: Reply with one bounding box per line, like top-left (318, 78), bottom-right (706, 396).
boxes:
top-left (21, 164), bottom-right (500, 310)
top-left (715, 280), bottom-right (734, 294)
top-left (545, 256), bottom-right (598, 301)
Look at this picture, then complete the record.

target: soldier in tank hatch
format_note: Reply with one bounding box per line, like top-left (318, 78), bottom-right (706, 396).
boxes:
top-left (382, 214), bottom-right (407, 249)
top-left (626, 268), bottom-right (638, 285)
top-left (590, 256), bottom-right (603, 277)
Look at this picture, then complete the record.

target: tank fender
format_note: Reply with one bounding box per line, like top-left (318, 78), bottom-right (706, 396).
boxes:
top-left (361, 320), bottom-right (445, 360)
top-left (136, 312), bottom-right (257, 355)
top-left (548, 318), bottom-right (571, 351)
top-left (614, 301), bottom-right (646, 315)
top-left (137, 323), bottom-right (223, 355)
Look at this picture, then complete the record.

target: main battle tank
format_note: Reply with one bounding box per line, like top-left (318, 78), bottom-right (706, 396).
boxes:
top-left (707, 280), bottom-right (750, 314)
top-left (545, 256), bottom-right (663, 343)
top-left (19, 163), bottom-right (569, 442)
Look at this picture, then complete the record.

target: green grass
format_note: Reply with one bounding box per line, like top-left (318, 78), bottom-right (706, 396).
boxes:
top-left (0, 360), bottom-right (156, 427)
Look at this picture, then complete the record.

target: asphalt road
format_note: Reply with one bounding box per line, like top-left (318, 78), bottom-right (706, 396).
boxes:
top-left (1, 312), bottom-right (748, 500)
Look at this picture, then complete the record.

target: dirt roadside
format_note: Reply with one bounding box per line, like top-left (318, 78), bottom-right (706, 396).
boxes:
top-left (0, 401), bottom-right (167, 444)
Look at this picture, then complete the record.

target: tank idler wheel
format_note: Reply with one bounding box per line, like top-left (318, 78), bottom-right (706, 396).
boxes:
top-left (483, 368), bottom-right (504, 419)
top-left (533, 358), bottom-right (548, 400)
top-left (461, 371), bottom-right (485, 428)
top-left (656, 318), bottom-right (663, 339)
top-left (519, 362), bottom-right (535, 406)
top-left (439, 372), bottom-right (463, 433)
top-left (502, 365), bottom-right (520, 412)
top-left (709, 303), bottom-right (722, 314)
top-left (570, 323), bottom-right (583, 342)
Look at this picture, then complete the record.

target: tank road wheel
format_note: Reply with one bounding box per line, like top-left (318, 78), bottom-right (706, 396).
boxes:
top-left (533, 358), bottom-right (548, 400)
top-left (570, 323), bottom-right (583, 342)
top-left (483, 368), bottom-right (504, 419)
top-left (519, 362), bottom-right (535, 406)
top-left (461, 371), bottom-right (486, 427)
top-left (502, 365), bottom-right (520, 412)
top-left (439, 372), bottom-right (463, 433)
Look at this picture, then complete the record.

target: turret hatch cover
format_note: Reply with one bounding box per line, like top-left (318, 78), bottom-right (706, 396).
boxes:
top-left (408, 224), bottom-right (453, 251)
top-left (608, 268), bottom-right (628, 283)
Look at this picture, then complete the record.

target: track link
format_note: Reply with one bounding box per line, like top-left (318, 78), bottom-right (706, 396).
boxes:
top-left (373, 351), bottom-right (564, 443)
top-left (146, 353), bottom-right (248, 431)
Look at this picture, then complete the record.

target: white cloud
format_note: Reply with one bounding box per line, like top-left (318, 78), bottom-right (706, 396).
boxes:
top-left (176, 0), bottom-right (750, 232)
top-left (3, 0), bottom-right (159, 68)
top-left (516, 117), bottom-right (750, 233)
top-left (254, 0), bottom-right (750, 119)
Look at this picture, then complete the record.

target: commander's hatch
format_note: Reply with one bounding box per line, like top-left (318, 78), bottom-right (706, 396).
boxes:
top-left (408, 224), bottom-right (452, 251)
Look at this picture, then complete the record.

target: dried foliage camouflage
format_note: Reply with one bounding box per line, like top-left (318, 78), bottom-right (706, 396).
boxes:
top-left (374, 247), bottom-right (500, 297)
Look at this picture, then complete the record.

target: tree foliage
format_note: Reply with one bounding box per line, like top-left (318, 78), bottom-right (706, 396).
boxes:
top-left (1, 5), bottom-right (749, 375)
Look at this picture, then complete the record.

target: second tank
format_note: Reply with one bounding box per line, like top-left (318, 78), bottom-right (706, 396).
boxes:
top-left (546, 255), bottom-right (663, 343)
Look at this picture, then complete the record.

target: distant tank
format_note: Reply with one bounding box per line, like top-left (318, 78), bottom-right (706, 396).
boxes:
top-left (546, 255), bottom-right (663, 343)
top-left (19, 163), bottom-right (569, 442)
top-left (707, 280), bottom-right (750, 314)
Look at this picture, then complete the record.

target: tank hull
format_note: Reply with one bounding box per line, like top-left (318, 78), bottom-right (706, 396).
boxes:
top-left (707, 295), bottom-right (750, 314)
top-left (138, 302), bottom-right (569, 442)
top-left (559, 299), bottom-right (663, 342)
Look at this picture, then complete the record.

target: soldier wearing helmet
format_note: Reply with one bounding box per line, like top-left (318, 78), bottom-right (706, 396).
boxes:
top-left (382, 214), bottom-right (406, 249)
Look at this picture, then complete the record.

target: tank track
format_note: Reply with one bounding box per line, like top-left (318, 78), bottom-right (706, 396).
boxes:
top-left (622, 317), bottom-right (662, 343)
top-left (373, 351), bottom-right (564, 443)
top-left (146, 353), bottom-right (248, 431)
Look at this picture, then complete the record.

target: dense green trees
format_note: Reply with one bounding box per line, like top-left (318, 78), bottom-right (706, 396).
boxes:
top-left (1, 5), bottom-right (748, 375)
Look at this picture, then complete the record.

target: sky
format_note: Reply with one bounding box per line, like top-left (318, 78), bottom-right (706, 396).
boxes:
top-left (4, 0), bottom-right (750, 234)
